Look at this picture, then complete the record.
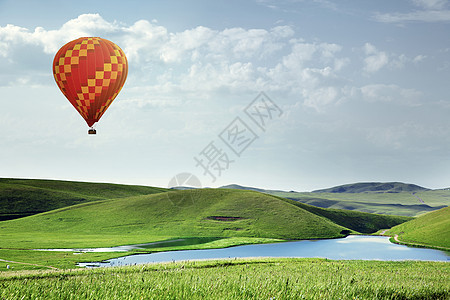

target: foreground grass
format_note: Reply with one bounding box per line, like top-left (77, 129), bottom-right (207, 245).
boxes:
top-left (1, 258), bottom-right (448, 299)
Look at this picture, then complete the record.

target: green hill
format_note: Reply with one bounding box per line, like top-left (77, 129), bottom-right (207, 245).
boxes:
top-left (387, 206), bottom-right (450, 250)
top-left (0, 188), bottom-right (411, 249)
top-left (0, 178), bottom-right (167, 221)
top-left (279, 197), bottom-right (412, 233)
top-left (0, 189), bottom-right (349, 249)
top-left (312, 182), bottom-right (428, 193)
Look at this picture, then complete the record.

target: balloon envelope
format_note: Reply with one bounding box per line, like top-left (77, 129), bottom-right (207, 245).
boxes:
top-left (53, 37), bottom-right (128, 127)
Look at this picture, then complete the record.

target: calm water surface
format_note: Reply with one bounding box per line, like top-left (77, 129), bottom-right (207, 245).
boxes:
top-left (78, 236), bottom-right (450, 267)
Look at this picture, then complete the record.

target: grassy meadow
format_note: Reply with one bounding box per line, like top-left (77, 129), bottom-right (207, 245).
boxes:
top-left (0, 188), bottom-right (410, 249)
top-left (0, 180), bottom-right (413, 272)
top-left (0, 179), bottom-right (448, 299)
top-left (1, 258), bottom-right (448, 299)
top-left (0, 188), bottom-right (346, 249)
top-left (387, 206), bottom-right (450, 250)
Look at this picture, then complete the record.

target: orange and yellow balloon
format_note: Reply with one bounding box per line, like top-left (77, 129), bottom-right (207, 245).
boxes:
top-left (53, 37), bottom-right (128, 134)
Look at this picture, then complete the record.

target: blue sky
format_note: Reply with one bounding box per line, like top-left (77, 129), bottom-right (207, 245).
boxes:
top-left (0, 0), bottom-right (449, 191)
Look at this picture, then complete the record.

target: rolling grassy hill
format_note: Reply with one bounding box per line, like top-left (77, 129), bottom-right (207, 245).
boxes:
top-left (0, 180), bottom-right (439, 272)
top-left (0, 189), bottom-right (346, 249)
top-left (279, 197), bottom-right (412, 234)
top-left (0, 178), bottom-right (167, 221)
top-left (0, 188), bottom-right (410, 249)
top-left (270, 190), bottom-right (450, 216)
top-left (387, 206), bottom-right (450, 250)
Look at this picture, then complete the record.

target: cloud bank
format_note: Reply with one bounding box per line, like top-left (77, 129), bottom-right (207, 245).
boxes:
top-left (0, 9), bottom-right (448, 191)
top-left (375, 0), bottom-right (450, 23)
top-left (0, 13), bottom-right (425, 112)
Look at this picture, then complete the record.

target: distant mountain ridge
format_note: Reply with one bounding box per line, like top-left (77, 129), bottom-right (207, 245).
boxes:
top-left (221, 182), bottom-right (431, 194)
top-left (220, 182), bottom-right (446, 216)
top-left (312, 182), bottom-right (429, 193)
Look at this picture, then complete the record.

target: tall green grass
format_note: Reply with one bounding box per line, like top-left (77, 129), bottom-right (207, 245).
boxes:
top-left (1, 258), bottom-right (448, 299)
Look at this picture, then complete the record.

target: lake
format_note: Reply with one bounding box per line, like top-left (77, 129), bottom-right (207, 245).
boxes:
top-left (78, 236), bottom-right (450, 267)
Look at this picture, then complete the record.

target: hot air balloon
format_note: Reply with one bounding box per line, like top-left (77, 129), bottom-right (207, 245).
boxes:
top-left (53, 37), bottom-right (128, 134)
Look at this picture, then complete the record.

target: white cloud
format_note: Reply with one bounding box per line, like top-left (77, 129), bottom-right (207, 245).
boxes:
top-left (282, 42), bottom-right (342, 70)
top-left (160, 26), bottom-right (214, 63)
top-left (388, 53), bottom-right (427, 69)
top-left (0, 13), bottom-right (351, 111)
top-left (363, 43), bottom-right (389, 73)
top-left (360, 84), bottom-right (423, 106)
top-left (303, 86), bottom-right (339, 111)
top-left (412, 0), bottom-right (448, 10)
top-left (333, 57), bottom-right (349, 71)
top-left (2, 13), bottom-right (427, 115)
top-left (0, 14), bottom-right (124, 87)
top-left (375, 9), bottom-right (450, 23)
top-left (413, 54), bottom-right (427, 62)
top-left (282, 43), bottom-right (317, 68)
top-left (156, 25), bottom-right (294, 64)
top-left (179, 61), bottom-right (257, 93)
top-left (0, 14), bottom-right (118, 56)
top-left (258, 41), bottom-right (351, 111)
top-left (122, 20), bottom-right (168, 63)
top-left (374, 1), bottom-right (450, 23)
top-left (361, 43), bottom-right (426, 71)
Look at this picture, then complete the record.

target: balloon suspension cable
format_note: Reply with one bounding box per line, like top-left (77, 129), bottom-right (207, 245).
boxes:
top-left (88, 127), bottom-right (97, 135)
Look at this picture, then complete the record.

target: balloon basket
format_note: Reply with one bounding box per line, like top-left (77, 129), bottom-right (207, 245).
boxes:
top-left (88, 128), bottom-right (96, 135)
